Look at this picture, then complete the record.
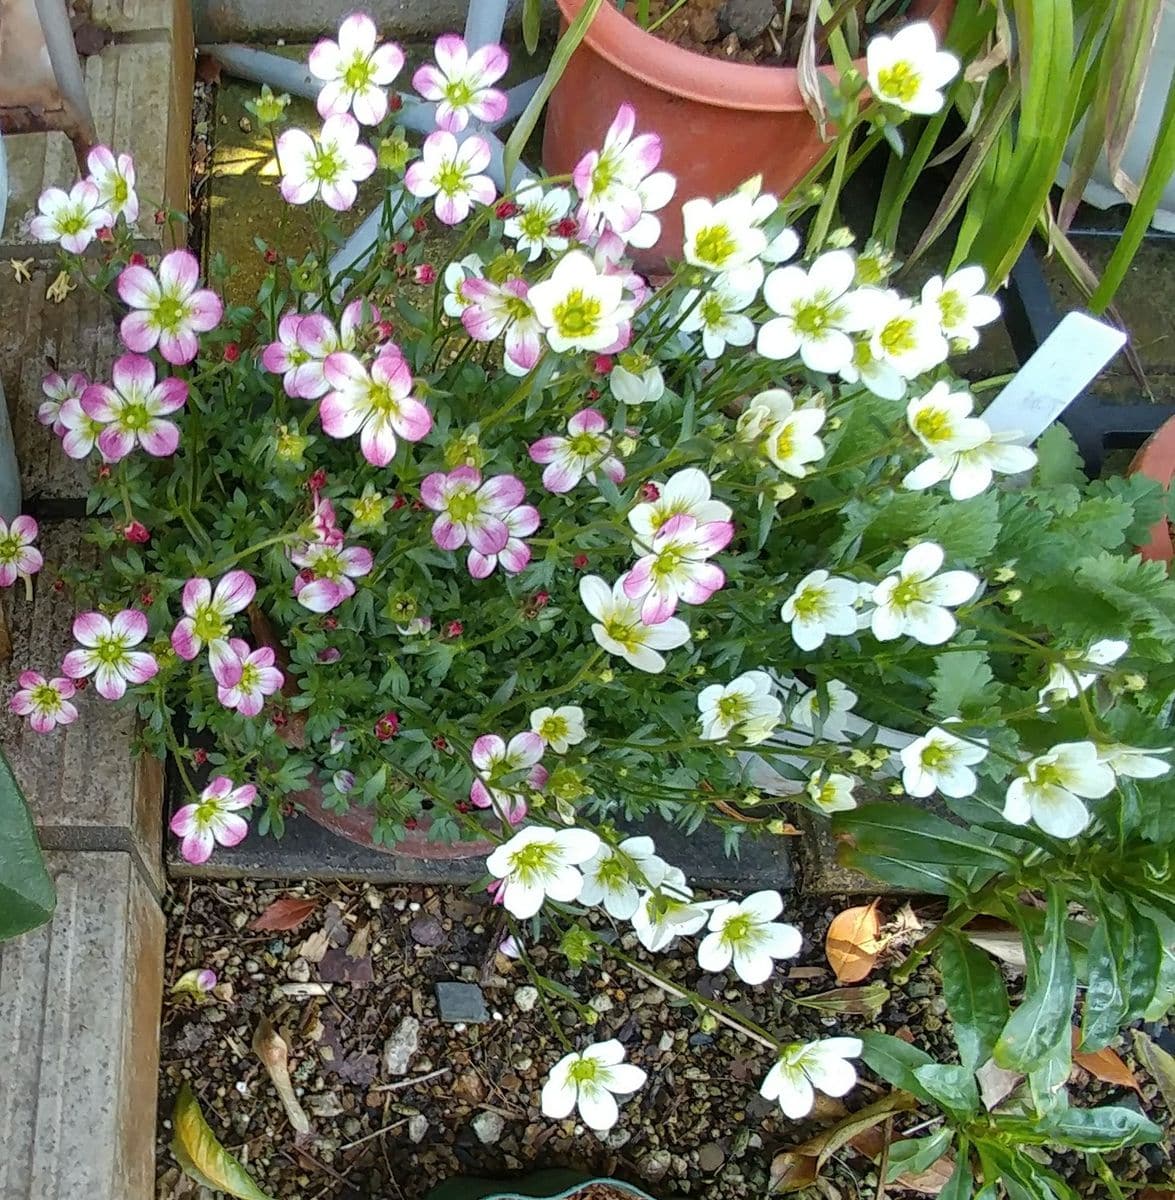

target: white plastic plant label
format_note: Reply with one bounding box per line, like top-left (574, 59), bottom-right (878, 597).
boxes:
top-left (981, 311), bottom-right (1127, 444)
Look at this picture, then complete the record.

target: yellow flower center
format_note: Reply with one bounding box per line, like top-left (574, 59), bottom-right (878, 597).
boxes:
top-left (879, 316), bottom-right (917, 356)
top-left (192, 604), bottom-right (229, 644)
top-left (694, 224), bottom-right (736, 267)
top-left (912, 407), bottom-right (954, 445)
top-left (343, 56), bottom-right (375, 90)
top-left (540, 714), bottom-right (569, 743)
top-left (30, 682), bottom-right (63, 713)
top-left (716, 693), bottom-right (750, 725)
top-left (938, 290), bottom-right (967, 328)
top-left (553, 290), bottom-right (602, 339)
top-left (507, 839), bottom-right (556, 881)
top-left (603, 616), bottom-right (642, 651)
top-left (877, 60), bottom-right (922, 104)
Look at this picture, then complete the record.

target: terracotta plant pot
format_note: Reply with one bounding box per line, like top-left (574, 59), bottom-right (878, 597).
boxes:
top-left (1129, 416), bottom-right (1175, 563)
top-left (542, 0), bottom-right (956, 270)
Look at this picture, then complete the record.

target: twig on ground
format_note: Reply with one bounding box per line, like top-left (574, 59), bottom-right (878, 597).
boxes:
top-left (369, 1066), bottom-right (451, 1092)
top-left (340, 1117), bottom-right (408, 1151)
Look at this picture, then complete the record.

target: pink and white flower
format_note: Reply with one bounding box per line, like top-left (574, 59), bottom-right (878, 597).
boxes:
top-left (262, 303), bottom-right (377, 400)
top-left (171, 571), bottom-right (257, 682)
top-left (461, 276), bottom-right (544, 376)
top-left (503, 183), bottom-right (573, 262)
top-left (62, 609), bottom-right (158, 701)
top-left (39, 371), bottom-right (87, 435)
top-left (308, 14), bottom-right (405, 125)
top-left (59, 396), bottom-right (110, 461)
top-left (29, 180), bottom-right (112, 253)
top-left (9, 671), bottom-right (78, 734)
top-left (117, 250), bottom-right (224, 365)
top-left (574, 103), bottom-right (674, 245)
top-left (215, 638), bottom-right (284, 716)
top-left (81, 354), bottom-right (187, 460)
top-left (580, 575), bottom-right (690, 673)
top-left (86, 145), bottom-right (139, 223)
top-left (0, 515), bottom-right (43, 586)
top-left (529, 408), bottom-right (625, 494)
top-left (623, 513), bottom-right (732, 624)
top-left (443, 254), bottom-right (484, 317)
top-left (468, 501), bottom-right (540, 579)
top-left (420, 466), bottom-right (527, 558)
top-left (170, 776), bottom-right (256, 865)
top-left (278, 114), bottom-right (377, 211)
top-left (291, 538), bottom-right (373, 612)
top-left (627, 468), bottom-right (732, 542)
top-left (262, 313), bottom-right (317, 397)
top-left (404, 130), bottom-right (495, 224)
top-left (469, 731), bottom-right (548, 824)
top-left (320, 349), bottom-right (431, 466)
top-left (412, 34), bottom-right (508, 133)
top-left (528, 251), bottom-right (632, 355)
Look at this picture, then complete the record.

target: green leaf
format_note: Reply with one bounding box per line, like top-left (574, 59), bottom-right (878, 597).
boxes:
top-left (835, 804), bottom-right (1017, 869)
top-left (172, 1084), bottom-right (274, 1200)
top-left (0, 747), bottom-right (55, 941)
top-left (503, 0), bottom-right (605, 189)
top-left (1130, 1028), bottom-right (1175, 1115)
top-left (858, 1031), bottom-right (936, 1104)
top-left (938, 932), bottom-right (1010, 1071)
top-left (939, 1152), bottom-right (974, 1200)
top-left (929, 491), bottom-right (999, 560)
top-left (995, 883), bottom-right (1076, 1071)
top-left (521, 0), bottom-right (542, 53)
top-left (930, 650), bottom-right (998, 721)
top-left (1080, 891), bottom-right (1129, 1051)
top-left (885, 1127), bottom-right (954, 1180)
top-left (1034, 424), bottom-right (1084, 486)
top-left (913, 1063), bottom-right (980, 1119)
top-left (1041, 1103), bottom-right (1162, 1151)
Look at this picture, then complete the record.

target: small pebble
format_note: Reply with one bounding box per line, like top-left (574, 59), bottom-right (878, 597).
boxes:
top-left (514, 986), bottom-right (539, 1013)
top-left (471, 1111), bottom-right (505, 1145)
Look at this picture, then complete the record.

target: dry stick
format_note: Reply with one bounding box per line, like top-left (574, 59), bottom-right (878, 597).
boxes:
top-left (875, 1116), bottom-right (893, 1200)
top-left (339, 1117), bottom-right (408, 1152)
top-left (369, 1066), bottom-right (451, 1093)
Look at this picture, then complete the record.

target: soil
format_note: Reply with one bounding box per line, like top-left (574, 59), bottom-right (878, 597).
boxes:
top-left (156, 881), bottom-right (1174, 1200)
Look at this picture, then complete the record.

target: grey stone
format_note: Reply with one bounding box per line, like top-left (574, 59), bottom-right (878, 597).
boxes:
top-left (719, 0), bottom-right (776, 40)
top-left (0, 850), bottom-right (164, 1200)
top-left (306, 1092), bottom-right (344, 1117)
top-left (382, 1015), bottom-right (421, 1076)
top-left (407, 1113), bottom-right (429, 1143)
top-left (639, 1150), bottom-right (673, 1183)
top-left (435, 980), bottom-right (489, 1024)
top-left (698, 1142), bottom-right (726, 1173)
top-left (471, 1110), bottom-right (505, 1145)
top-left (513, 985), bottom-right (539, 1013)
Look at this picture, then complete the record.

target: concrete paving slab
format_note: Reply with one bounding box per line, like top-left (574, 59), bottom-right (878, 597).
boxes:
top-left (0, 520), bottom-right (165, 893)
top-left (0, 849), bottom-right (164, 1200)
top-left (1, 39), bottom-right (192, 252)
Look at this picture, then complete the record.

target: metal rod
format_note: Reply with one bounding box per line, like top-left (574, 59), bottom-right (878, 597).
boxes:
top-left (464, 0), bottom-right (510, 50)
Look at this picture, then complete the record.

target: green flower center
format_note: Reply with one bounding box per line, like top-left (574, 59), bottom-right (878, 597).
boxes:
top-left (540, 714), bottom-right (569, 743)
top-left (353, 494), bottom-right (385, 524)
top-left (30, 682), bottom-right (63, 713)
top-left (651, 545), bottom-right (685, 579)
top-left (238, 661), bottom-right (260, 691)
top-left (313, 548), bottom-right (344, 581)
top-left (700, 295), bottom-right (726, 327)
top-left (772, 423), bottom-right (796, 462)
top-left (0, 533), bottom-right (22, 564)
top-left (603, 616), bottom-right (642, 651)
top-left (920, 743), bottom-right (949, 770)
top-left (879, 316), bottom-right (917, 356)
top-left (694, 224), bottom-right (735, 267)
top-left (913, 408), bottom-right (954, 445)
top-left (155, 295), bottom-right (187, 333)
top-left (436, 162), bottom-right (467, 197)
top-left (508, 839), bottom-right (556, 882)
top-left (367, 380), bottom-right (402, 417)
top-left (793, 301), bottom-right (839, 336)
top-left (814, 780), bottom-right (840, 807)
top-left (552, 291), bottom-right (602, 339)
top-left (444, 78), bottom-right (476, 108)
top-left (92, 634), bottom-right (129, 667)
top-left (504, 294), bottom-right (532, 322)
top-left (1031, 761), bottom-right (1064, 789)
top-left (890, 576), bottom-right (927, 609)
top-left (791, 583), bottom-right (829, 620)
top-left (716, 693), bottom-right (750, 725)
top-left (520, 209), bottom-right (550, 239)
top-left (311, 146), bottom-right (344, 183)
top-left (118, 401), bottom-right (152, 433)
top-left (595, 853), bottom-right (629, 888)
top-left (60, 212), bottom-right (88, 235)
top-left (343, 56), bottom-right (375, 90)
top-left (192, 603), bottom-right (229, 644)
top-left (590, 154), bottom-right (617, 196)
top-left (567, 431), bottom-right (605, 458)
top-left (567, 1057), bottom-right (602, 1087)
top-left (877, 61), bottom-right (922, 104)
top-left (938, 290), bottom-right (967, 328)
top-left (446, 489), bottom-right (480, 522)
top-left (720, 911), bottom-right (759, 949)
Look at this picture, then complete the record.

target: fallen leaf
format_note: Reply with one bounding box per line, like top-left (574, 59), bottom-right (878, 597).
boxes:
top-left (195, 53), bottom-right (222, 85)
top-left (252, 1017), bottom-right (311, 1136)
top-left (898, 1154), bottom-right (957, 1194)
top-left (769, 1150), bottom-right (817, 1192)
top-left (795, 982), bottom-right (890, 1020)
top-left (318, 946), bottom-right (373, 986)
top-left (409, 914), bottom-right (447, 946)
top-left (1072, 1029), bottom-right (1142, 1094)
top-left (72, 20), bottom-right (108, 55)
top-left (346, 922), bottom-right (371, 959)
top-left (1131, 1029), bottom-right (1175, 1113)
top-left (977, 1057), bottom-right (1023, 1110)
top-left (335, 1051), bottom-right (379, 1085)
top-left (825, 901), bottom-right (883, 983)
top-left (297, 929), bottom-right (330, 963)
top-left (250, 897), bottom-right (318, 932)
top-left (787, 966), bottom-right (828, 980)
top-left (961, 925), bottom-right (1026, 971)
top-left (171, 1083), bottom-right (273, 1200)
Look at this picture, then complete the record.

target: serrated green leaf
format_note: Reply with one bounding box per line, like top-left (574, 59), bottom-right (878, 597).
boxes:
top-left (172, 1084), bottom-right (274, 1200)
top-left (930, 650), bottom-right (997, 720)
top-left (938, 932), bottom-right (1010, 1071)
top-left (1033, 424), bottom-right (1084, 486)
top-left (929, 491), bottom-right (999, 560)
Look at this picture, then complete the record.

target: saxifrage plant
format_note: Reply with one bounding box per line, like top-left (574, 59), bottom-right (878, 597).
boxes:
top-left (8, 14), bottom-right (1173, 1185)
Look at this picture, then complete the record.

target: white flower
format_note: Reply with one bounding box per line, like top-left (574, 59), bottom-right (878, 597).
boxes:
top-left (865, 21), bottom-right (959, 115)
top-left (697, 671), bottom-right (782, 744)
top-left (757, 251), bottom-right (873, 373)
top-left (579, 575), bottom-right (690, 673)
top-left (628, 468), bottom-right (732, 543)
top-left (861, 289), bottom-right (949, 378)
top-left (610, 363), bottom-right (665, 406)
top-left (1003, 741), bottom-right (1116, 838)
top-left (922, 266), bottom-right (1001, 349)
top-left (781, 570), bottom-right (860, 651)
top-left (698, 891), bottom-right (801, 984)
top-left (29, 180), bottom-right (112, 253)
top-left (529, 250), bottom-right (631, 354)
top-left (839, 338), bottom-right (906, 401)
top-left (789, 680), bottom-right (858, 741)
top-left (904, 382), bottom-right (988, 454)
top-left (485, 825), bottom-right (601, 918)
top-left (632, 867), bottom-right (712, 952)
top-left (1038, 639), bottom-right (1129, 707)
top-left (308, 14), bottom-right (404, 125)
top-left (404, 131), bottom-right (495, 225)
top-left (805, 773), bottom-right (857, 814)
top-left (578, 836), bottom-right (668, 920)
top-left (750, 389), bottom-right (826, 477)
top-left (681, 194), bottom-right (767, 292)
top-left (86, 145), bottom-right (139, 224)
top-left (679, 274), bottom-right (758, 359)
top-left (503, 183), bottom-right (573, 262)
top-left (871, 542), bottom-right (979, 645)
top-left (1097, 744), bottom-right (1171, 780)
top-left (530, 705), bottom-right (587, 753)
top-left (760, 1038), bottom-right (863, 1119)
top-left (541, 1040), bottom-right (647, 1131)
top-left (900, 726), bottom-right (987, 798)
top-left (442, 253), bottom-right (484, 318)
top-left (277, 114), bottom-right (376, 211)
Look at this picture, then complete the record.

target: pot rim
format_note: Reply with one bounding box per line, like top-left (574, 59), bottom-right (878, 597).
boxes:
top-left (554, 0), bottom-right (952, 114)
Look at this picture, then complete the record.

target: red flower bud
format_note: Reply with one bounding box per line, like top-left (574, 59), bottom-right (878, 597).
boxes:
top-left (317, 647), bottom-right (342, 663)
top-left (377, 320), bottom-right (395, 339)
top-left (555, 217), bottom-right (579, 238)
top-left (533, 590), bottom-right (550, 608)
top-left (411, 498), bottom-right (425, 511)
top-left (432, 735), bottom-right (448, 750)
top-left (374, 710), bottom-right (400, 741)
top-left (154, 209), bottom-right (167, 225)
top-left (593, 355), bottom-right (614, 375)
top-left (97, 464), bottom-right (112, 481)
top-left (139, 589), bottom-right (154, 606)
top-left (404, 816), bottom-right (419, 830)
top-left (223, 342), bottom-right (241, 362)
top-left (412, 216), bottom-right (428, 234)
top-left (273, 710), bottom-right (288, 727)
top-left (53, 577), bottom-right (66, 593)
top-left (392, 240), bottom-right (408, 256)
top-left (389, 93), bottom-right (403, 112)
top-left (73, 676), bottom-right (89, 691)
top-left (573, 553), bottom-right (589, 569)
top-left (264, 247), bottom-right (279, 264)
top-left (298, 568), bottom-right (315, 584)
top-left (322, 615), bottom-right (338, 631)
top-left (129, 252), bottom-right (148, 268)
top-left (123, 519), bottom-right (150, 544)
top-left (640, 482), bottom-right (661, 502)
top-left (414, 263), bottom-right (437, 285)
top-left (193, 747), bottom-right (208, 766)
top-left (496, 200), bottom-right (521, 219)
top-left (97, 226), bottom-right (114, 243)
top-left (307, 468), bottom-right (328, 492)
top-left (391, 494), bottom-right (407, 510)
top-left (445, 620), bottom-right (463, 638)
top-left (586, 387), bottom-right (600, 401)
top-left (455, 800), bottom-right (471, 813)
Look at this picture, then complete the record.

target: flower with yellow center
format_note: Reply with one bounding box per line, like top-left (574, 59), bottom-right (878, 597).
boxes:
top-left (1003, 741), bottom-right (1116, 838)
top-left (698, 890), bottom-right (801, 984)
top-left (530, 705), bottom-right (587, 754)
top-left (866, 22), bottom-right (959, 115)
top-left (540, 1040), bottom-right (647, 1131)
top-left (485, 824), bottom-right (601, 918)
top-left (528, 251), bottom-right (630, 354)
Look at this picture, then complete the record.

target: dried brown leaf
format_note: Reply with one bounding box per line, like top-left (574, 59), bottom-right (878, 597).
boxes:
top-left (250, 897), bottom-right (319, 932)
top-left (825, 901), bottom-right (883, 983)
top-left (252, 1018), bottom-right (311, 1136)
top-left (1071, 1029), bottom-right (1142, 1094)
top-left (297, 929), bottom-right (330, 964)
top-left (898, 1154), bottom-right (957, 1194)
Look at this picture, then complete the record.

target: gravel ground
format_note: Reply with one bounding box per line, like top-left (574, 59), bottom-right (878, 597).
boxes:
top-left (156, 881), bottom-right (1173, 1200)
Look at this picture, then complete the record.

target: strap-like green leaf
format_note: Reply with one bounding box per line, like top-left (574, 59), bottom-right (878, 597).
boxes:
top-left (938, 932), bottom-right (1010, 1071)
top-left (0, 747), bottom-right (55, 942)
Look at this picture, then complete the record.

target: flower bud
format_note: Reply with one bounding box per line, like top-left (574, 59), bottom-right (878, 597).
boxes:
top-left (736, 404), bottom-right (773, 442)
top-left (1124, 673), bottom-right (1146, 691)
top-left (1004, 588), bottom-right (1022, 603)
top-left (245, 84), bottom-right (291, 125)
top-left (223, 342), bottom-right (240, 362)
top-left (378, 134), bottom-right (412, 172)
top-left (993, 566), bottom-right (1016, 583)
top-left (825, 227), bottom-right (855, 249)
top-left (699, 1013), bottom-right (719, 1033)
top-left (122, 519), bottom-right (150, 544)
top-left (773, 482), bottom-right (797, 501)
top-left (414, 263), bottom-right (437, 285)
